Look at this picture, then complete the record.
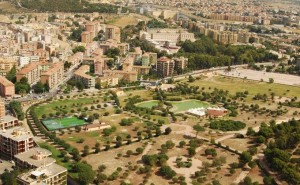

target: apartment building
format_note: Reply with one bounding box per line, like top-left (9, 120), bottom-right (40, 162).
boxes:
top-left (174, 57), bottom-right (188, 71)
top-left (0, 98), bottom-right (5, 118)
top-left (74, 65), bottom-right (95, 88)
top-left (17, 163), bottom-right (67, 185)
top-left (105, 25), bottom-right (121, 43)
top-left (103, 70), bottom-right (138, 82)
top-left (140, 29), bottom-right (195, 45)
top-left (0, 115), bottom-right (19, 130)
top-left (0, 76), bottom-right (15, 98)
top-left (156, 57), bottom-right (175, 77)
top-left (81, 31), bottom-right (92, 44)
top-left (40, 62), bottom-right (64, 89)
top-left (0, 127), bottom-right (35, 158)
top-left (0, 58), bottom-right (16, 77)
top-left (16, 62), bottom-right (40, 85)
top-left (15, 147), bottom-right (56, 169)
top-left (96, 76), bottom-right (119, 87)
top-left (94, 59), bottom-right (104, 76)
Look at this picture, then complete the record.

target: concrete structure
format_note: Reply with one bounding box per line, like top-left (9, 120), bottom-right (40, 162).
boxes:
top-left (74, 65), bottom-right (95, 88)
top-left (0, 76), bottom-right (15, 98)
top-left (0, 98), bottom-right (5, 117)
top-left (0, 58), bottom-right (16, 77)
top-left (156, 57), bottom-right (175, 77)
top-left (16, 63), bottom-right (40, 85)
top-left (0, 127), bottom-right (34, 158)
top-left (0, 115), bottom-right (19, 130)
top-left (105, 25), bottom-right (121, 42)
top-left (17, 163), bottom-right (67, 185)
top-left (186, 108), bottom-right (206, 117)
top-left (15, 147), bottom-right (55, 169)
top-left (40, 62), bottom-right (64, 89)
top-left (140, 29), bottom-right (195, 45)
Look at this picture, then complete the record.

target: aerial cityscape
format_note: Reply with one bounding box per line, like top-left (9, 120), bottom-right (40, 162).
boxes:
top-left (0, 0), bottom-right (300, 184)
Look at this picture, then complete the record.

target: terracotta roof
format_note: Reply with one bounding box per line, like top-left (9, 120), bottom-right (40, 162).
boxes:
top-left (0, 76), bottom-right (14, 86)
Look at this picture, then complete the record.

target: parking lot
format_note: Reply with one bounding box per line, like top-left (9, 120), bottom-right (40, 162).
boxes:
top-left (217, 69), bottom-right (300, 86)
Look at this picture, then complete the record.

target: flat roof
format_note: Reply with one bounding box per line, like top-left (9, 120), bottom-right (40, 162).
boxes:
top-left (14, 147), bottom-right (55, 168)
top-left (0, 126), bottom-right (32, 141)
top-left (17, 163), bottom-right (67, 183)
top-left (17, 62), bottom-right (39, 75)
top-left (0, 115), bottom-right (18, 123)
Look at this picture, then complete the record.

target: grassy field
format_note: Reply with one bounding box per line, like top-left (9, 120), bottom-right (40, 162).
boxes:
top-left (35, 97), bottom-right (96, 118)
top-left (171, 100), bottom-right (210, 112)
top-left (42, 117), bottom-right (86, 130)
top-left (107, 13), bottom-right (151, 28)
top-left (135, 100), bottom-right (159, 108)
top-left (186, 76), bottom-right (300, 99)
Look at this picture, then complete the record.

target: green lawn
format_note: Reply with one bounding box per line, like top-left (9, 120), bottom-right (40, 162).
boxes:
top-left (171, 100), bottom-right (210, 112)
top-left (187, 76), bottom-right (300, 99)
top-left (42, 117), bottom-right (86, 131)
top-left (35, 97), bottom-right (96, 118)
top-left (135, 100), bottom-right (160, 108)
top-left (136, 99), bottom-right (209, 113)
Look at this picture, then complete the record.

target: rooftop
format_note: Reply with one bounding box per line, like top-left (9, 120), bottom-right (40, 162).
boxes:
top-left (0, 115), bottom-right (18, 123)
top-left (14, 147), bottom-right (55, 168)
top-left (17, 163), bottom-right (67, 183)
top-left (41, 62), bottom-right (63, 76)
top-left (17, 62), bottom-right (39, 75)
top-left (0, 76), bottom-right (14, 86)
top-left (0, 126), bottom-right (32, 141)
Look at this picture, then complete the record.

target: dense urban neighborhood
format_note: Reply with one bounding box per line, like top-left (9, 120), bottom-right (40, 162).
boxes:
top-left (0, 0), bottom-right (300, 185)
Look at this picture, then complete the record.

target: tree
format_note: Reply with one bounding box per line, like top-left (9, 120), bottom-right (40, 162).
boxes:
top-left (95, 142), bottom-right (100, 153)
top-left (0, 170), bottom-right (19, 185)
top-left (5, 65), bottom-right (16, 83)
top-left (159, 166), bottom-right (176, 179)
top-left (74, 162), bottom-right (95, 185)
top-left (193, 123), bottom-right (205, 137)
top-left (33, 81), bottom-right (45, 93)
top-left (239, 151), bottom-right (252, 166)
top-left (72, 45), bottom-right (85, 53)
top-left (15, 77), bottom-right (30, 95)
top-left (188, 75), bottom-right (195, 82)
top-left (188, 147), bottom-right (196, 157)
top-left (136, 147), bottom-right (144, 154)
top-left (165, 127), bottom-right (172, 135)
top-left (83, 145), bottom-right (89, 156)
top-left (269, 78), bottom-right (274, 83)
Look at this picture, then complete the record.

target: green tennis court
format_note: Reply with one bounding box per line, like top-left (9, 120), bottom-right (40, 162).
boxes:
top-left (42, 117), bottom-right (86, 131)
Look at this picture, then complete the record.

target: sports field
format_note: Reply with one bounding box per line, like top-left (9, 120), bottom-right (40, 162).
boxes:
top-left (42, 117), bottom-right (86, 131)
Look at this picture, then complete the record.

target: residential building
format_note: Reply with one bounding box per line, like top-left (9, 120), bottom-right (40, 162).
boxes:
top-left (156, 57), bottom-right (175, 77)
top-left (0, 114), bottom-right (19, 130)
top-left (0, 127), bottom-right (34, 158)
top-left (81, 31), bottom-right (92, 44)
top-left (174, 57), bottom-right (188, 71)
top-left (40, 62), bottom-right (64, 89)
top-left (0, 98), bottom-right (5, 117)
top-left (0, 58), bottom-right (16, 77)
top-left (74, 65), bottom-right (95, 88)
top-left (103, 70), bottom-right (138, 82)
top-left (16, 62), bottom-right (40, 85)
top-left (105, 25), bottom-right (121, 42)
top-left (17, 163), bottom-right (67, 185)
top-left (96, 76), bottom-right (119, 87)
top-left (15, 147), bottom-right (55, 169)
top-left (0, 76), bottom-right (15, 98)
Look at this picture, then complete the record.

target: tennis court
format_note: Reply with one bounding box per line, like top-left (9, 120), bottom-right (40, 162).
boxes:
top-left (42, 117), bottom-right (86, 131)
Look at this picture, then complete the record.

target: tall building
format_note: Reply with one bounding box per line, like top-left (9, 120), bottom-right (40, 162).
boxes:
top-left (0, 76), bottom-right (15, 98)
top-left (74, 65), bottom-right (95, 88)
top-left (0, 127), bottom-right (35, 158)
top-left (40, 62), bottom-right (64, 89)
top-left (156, 57), bottom-right (175, 77)
top-left (94, 59), bottom-right (104, 76)
top-left (16, 62), bottom-right (40, 85)
top-left (0, 98), bottom-right (5, 118)
top-left (81, 31), bottom-right (91, 44)
top-left (105, 25), bottom-right (121, 42)
top-left (174, 57), bottom-right (188, 71)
